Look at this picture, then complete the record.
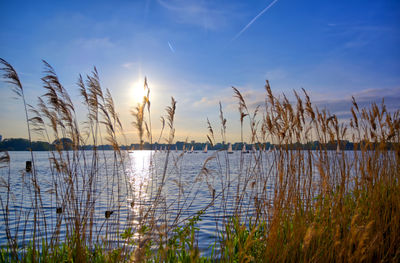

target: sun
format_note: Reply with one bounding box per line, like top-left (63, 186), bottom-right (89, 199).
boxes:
top-left (130, 79), bottom-right (148, 104)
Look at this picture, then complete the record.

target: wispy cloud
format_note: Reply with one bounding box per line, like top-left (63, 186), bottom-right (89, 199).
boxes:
top-left (168, 41), bottom-right (175, 53)
top-left (248, 87), bottom-right (400, 119)
top-left (326, 23), bottom-right (392, 49)
top-left (313, 91), bottom-right (400, 119)
top-left (351, 87), bottom-right (400, 100)
top-left (157, 0), bottom-right (233, 30)
top-left (193, 96), bottom-right (234, 109)
top-left (122, 62), bottom-right (136, 68)
top-left (232, 0), bottom-right (280, 41)
top-left (194, 87), bottom-right (265, 112)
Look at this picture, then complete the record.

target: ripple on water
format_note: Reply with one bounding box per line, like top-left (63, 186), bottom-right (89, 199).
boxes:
top-left (1, 150), bottom-right (280, 254)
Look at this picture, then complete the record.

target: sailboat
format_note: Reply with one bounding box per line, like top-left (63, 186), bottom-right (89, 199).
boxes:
top-left (128, 145), bottom-right (135, 153)
top-left (252, 144), bottom-right (256, 152)
top-left (269, 145), bottom-right (274, 153)
top-left (189, 145), bottom-right (194, 153)
top-left (242, 143), bottom-right (249, 154)
top-left (336, 142), bottom-right (341, 154)
top-left (227, 143), bottom-right (233, 154)
top-left (175, 145), bottom-right (178, 153)
top-left (203, 144), bottom-right (208, 153)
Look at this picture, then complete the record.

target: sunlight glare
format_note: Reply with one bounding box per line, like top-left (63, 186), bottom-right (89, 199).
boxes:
top-left (130, 79), bottom-right (147, 104)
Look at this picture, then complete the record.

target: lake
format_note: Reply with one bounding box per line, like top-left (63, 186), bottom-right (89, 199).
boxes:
top-left (1, 149), bottom-right (282, 254)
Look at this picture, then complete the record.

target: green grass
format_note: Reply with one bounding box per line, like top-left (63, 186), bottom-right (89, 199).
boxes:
top-left (0, 59), bottom-right (399, 262)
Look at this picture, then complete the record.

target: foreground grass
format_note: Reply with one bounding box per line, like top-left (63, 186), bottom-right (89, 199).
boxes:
top-left (2, 176), bottom-right (399, 262)
top-left (0, 58), bottom-right (399, 262)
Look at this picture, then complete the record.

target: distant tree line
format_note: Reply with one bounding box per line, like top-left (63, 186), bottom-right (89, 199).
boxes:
top-left (0, 138), bottom-right (52, 151)
top-left (1, 137), bottom-right (397, 151)
top-left (0, 138), bottom-right (74, 151)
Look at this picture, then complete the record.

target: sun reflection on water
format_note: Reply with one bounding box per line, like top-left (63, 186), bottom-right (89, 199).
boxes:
top-left (126, 150), bottom-right (154, 240)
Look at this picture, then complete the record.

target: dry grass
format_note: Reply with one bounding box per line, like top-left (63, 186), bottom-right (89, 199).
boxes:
top-left (211, 82), bottom-right (400, 262)
top-left (0, 59), bottom-right (399, 262)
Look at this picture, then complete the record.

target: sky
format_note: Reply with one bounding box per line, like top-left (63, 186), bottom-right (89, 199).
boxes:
top-left (0, 0), bottom-right (399, 144)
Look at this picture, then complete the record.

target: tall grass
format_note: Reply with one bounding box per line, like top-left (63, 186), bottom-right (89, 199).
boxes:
top-left (0, 59), bottom-right (399, 262)
top-left (215, 82), bottom-right (400, 262)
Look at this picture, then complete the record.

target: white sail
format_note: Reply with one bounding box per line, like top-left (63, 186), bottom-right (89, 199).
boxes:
top-left (190, 145), bottom-right (194, 153)
top-left (203, 144), bottom-right (208, 153)
top-left (175, 145), bottom-right (178, 152)
top-left (242, 143), bottom-right (246, 153)
top-left (227, 143), bottom-right (233, 154)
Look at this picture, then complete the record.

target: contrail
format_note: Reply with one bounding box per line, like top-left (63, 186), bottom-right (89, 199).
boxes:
top-left (232, 0), bottom-right (280, 41)
top-left (168, 41), bottom-right (175, 53)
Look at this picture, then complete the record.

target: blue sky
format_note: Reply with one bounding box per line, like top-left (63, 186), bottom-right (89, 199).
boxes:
top-left (1, 0), bottom-right (399, 143)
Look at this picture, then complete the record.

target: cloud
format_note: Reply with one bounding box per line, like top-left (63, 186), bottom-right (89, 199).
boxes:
top-left (352, 87), bottom-right (400, 99)
top-left (193, 96), bottom-right (234, 109)
top-left (326, 23), bottom-right (392, 49)
top-left (193, 97), bottom-right (217, 107)
top-left (122, 62), bottom-right (136, 68)
top-left (157, 0), bottom-right (233, 30)
top-left (319, 89), bottom-right (400, 117)
top-left (168, 41), bottom-right (175, 53)
top-left (193, 87), bottom-right (266, 112)
top-left (232, 0), bottom-right (280, 41)
top-left (245, 87), bottom-right (400, 120)
top-left (314, 92), bottom-right (400, 119)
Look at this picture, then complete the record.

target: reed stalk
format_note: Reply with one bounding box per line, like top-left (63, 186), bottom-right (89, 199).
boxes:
top-left (0, 58), bottom-right (399, 262)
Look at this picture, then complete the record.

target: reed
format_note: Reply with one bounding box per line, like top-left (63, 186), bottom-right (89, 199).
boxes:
top-left (0, 59), bottom-right (399, 262)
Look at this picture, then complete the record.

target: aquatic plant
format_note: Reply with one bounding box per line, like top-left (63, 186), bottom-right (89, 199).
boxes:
top-left (0, 58), bottom-right (399, 262)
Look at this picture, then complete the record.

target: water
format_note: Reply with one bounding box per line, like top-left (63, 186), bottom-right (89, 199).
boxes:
top-left (0, 150), bottom-right (279, 254)
top-left (2, 149), bottom-right (361, 255)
